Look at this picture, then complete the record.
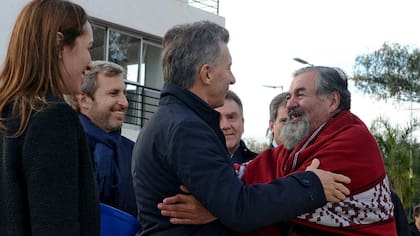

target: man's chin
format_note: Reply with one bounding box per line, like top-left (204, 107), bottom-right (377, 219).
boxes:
top-left (225, 140), bottom-right (236, 149)
top-left (109, 121), bottom-right (123, 130)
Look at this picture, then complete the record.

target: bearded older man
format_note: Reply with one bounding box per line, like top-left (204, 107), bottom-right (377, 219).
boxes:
top-left (241, 66), bottom-right (397, 235)
top-left (159, 66), bottom-right (397, 236)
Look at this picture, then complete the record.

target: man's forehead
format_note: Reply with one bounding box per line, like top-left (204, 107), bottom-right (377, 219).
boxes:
top-left (96, 75), bottom-right (125, 90)
top-left (289, 71), bottom-right (317, 91)
top-left (97, 73), bottom-right (124, 83)
top-left (216, 100), bottom-right (241, 114)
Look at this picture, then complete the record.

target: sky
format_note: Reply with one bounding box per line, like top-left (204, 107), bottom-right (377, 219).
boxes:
top-left (216, 0), bottom-right (420, 142)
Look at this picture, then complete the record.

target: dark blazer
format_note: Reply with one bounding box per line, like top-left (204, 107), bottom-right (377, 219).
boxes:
top-left (391, 191), bottom-right (410, 236)
top-left (409, 223), bottom-right (420, 236)
top-left (132, 83), bottom-right (326, 235)
top-left (231, 140), bottom-right (258, 164)
top-left (0, 97), bottom-right (99, 236)
top-left (79, 114), bottom-right (137, 217)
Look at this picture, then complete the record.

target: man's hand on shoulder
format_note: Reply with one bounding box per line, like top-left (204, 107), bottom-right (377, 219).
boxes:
top-left (306, 159), bottom-right (351, 202)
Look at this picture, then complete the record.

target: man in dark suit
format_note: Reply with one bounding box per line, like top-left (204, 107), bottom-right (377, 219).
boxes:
top-left (217, 90), bottom-right (257, 164)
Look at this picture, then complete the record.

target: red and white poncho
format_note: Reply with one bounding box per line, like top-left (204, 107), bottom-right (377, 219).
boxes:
top-left (242, 110), bottom-right (397, 236)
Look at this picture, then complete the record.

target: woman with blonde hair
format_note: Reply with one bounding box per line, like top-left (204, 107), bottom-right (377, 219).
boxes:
top-left (0, 0), bottom-right (99, 235)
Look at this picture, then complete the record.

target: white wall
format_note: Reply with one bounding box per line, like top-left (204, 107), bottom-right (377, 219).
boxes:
top-left (0, 0), bottom-right (224, 140)
top-left (0, 0), bottom-right (28, 61)
top-left (0, 0), bottom-right (225, 62)
top-left (74, 0), bottom-right (224, 37)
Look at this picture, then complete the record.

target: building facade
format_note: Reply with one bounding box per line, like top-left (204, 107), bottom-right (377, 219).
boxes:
top-left (0, 0), bottom-right (224, 140)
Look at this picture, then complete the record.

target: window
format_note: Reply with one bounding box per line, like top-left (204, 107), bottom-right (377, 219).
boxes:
top-left (91, 25), bottom-right (106, 61)
top-left (142, 41), bottom-right (163, 89)
top-left (90, 22), bottom-right (163, 90)
top-left (108, 30), bottom-right (141, 85)
top-left (89, 21), bottom-right (163, 127)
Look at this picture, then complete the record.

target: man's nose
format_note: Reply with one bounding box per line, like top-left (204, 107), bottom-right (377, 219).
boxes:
top-left (219, 118), bottom-right (230, 130)
top-left (118, 94), bottom-right (129, 108)
top-left (286, 96), bottom-right (297, 110)
top-left (86, 61), bottom-right (94, 71)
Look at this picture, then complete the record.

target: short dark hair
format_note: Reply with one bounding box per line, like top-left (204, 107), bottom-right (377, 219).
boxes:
top-left (225, 90), bottom-right (243, 116)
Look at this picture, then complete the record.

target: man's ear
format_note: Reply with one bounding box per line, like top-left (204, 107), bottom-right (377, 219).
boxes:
top-left (198, 64), bottom-right (212, 85)
top-left (328, 91), bottom-right (340, 113)
top-left (76, 93), bottom-right (91, 110)
top-left (76, 93), bottom-right (84, 102)
top-left (268, 120), bottom-right (274, 131)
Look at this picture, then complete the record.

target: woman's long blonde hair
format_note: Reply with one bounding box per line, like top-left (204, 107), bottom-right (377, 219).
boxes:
top-left (0, 0), bottom-right (88, 137)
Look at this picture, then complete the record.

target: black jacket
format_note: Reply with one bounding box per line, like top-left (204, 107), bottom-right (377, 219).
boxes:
top-left (79, 114), bottom-right (137, 217)
top-left (391, 191), bottom-right (410, 236)
top-left (410, 223), bottom-right (420, 236)
top-left (132, 83), bottom-right (327, 235)
top-left (0, 97), bottom-right (99, 236)
top-left (231, 140), bottom-right (258, 164)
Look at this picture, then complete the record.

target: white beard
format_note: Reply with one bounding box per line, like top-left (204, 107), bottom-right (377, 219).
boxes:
top-left (280, 115), bottom-right (310, 150)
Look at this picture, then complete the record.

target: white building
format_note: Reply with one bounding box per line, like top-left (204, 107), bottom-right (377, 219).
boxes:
top-left (0, 0), bottom-right (225, 140)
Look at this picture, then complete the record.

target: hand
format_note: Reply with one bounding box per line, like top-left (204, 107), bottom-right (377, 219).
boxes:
top-left (306, 159), bottom-right (351, 202)
top-left (157, 185), bottom-right (217, 224)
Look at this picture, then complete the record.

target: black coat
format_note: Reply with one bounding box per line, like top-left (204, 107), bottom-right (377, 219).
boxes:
top-left (391, 191), bottom-right (410, 236)
top-left (410, 223), bottom-right (420, 236)
top-left (79, 114), bottom-right (137, 217)
top-left (132, 83), bottom-right (327, 235)
top-left (0, 97), bottom-right (99, 236)
top-left (231, 140), bottom-right (258, 164)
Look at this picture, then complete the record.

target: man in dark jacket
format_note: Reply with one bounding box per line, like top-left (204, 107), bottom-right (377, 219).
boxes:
top-left (410, 204), bottom-right (420, 236)
top-left (217, 90), bottom-right (257, 164)
top-left (131, 21), bottom-right (350, 235)
top-left (391, 191), bottom-right (410, 236)
top-left (75, 61), bottom-right (137, 217)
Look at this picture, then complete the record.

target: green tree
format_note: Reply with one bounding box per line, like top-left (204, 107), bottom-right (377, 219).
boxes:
top-left (410, 140), bottom-right (420, 220)
top-left (243, 137), bottom-right (269, 153)
top-left (352, 42), bottom-right (420, 219)
top-left (352, 42), bottom-right (420, 102)
top-left (370, 117), bottom-right (420, 219)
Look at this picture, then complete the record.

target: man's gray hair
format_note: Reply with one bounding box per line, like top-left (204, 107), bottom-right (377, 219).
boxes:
top-left (269, 92), bottom-right (288, 121)
top-left (81, 60), bottom-right (124, 99)
top-left (293, 66), bottom-right (351, 111)
top-left (225, 90), bottom-right (243, 116)
top-left (162, 21), bottom-right (229, 89)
